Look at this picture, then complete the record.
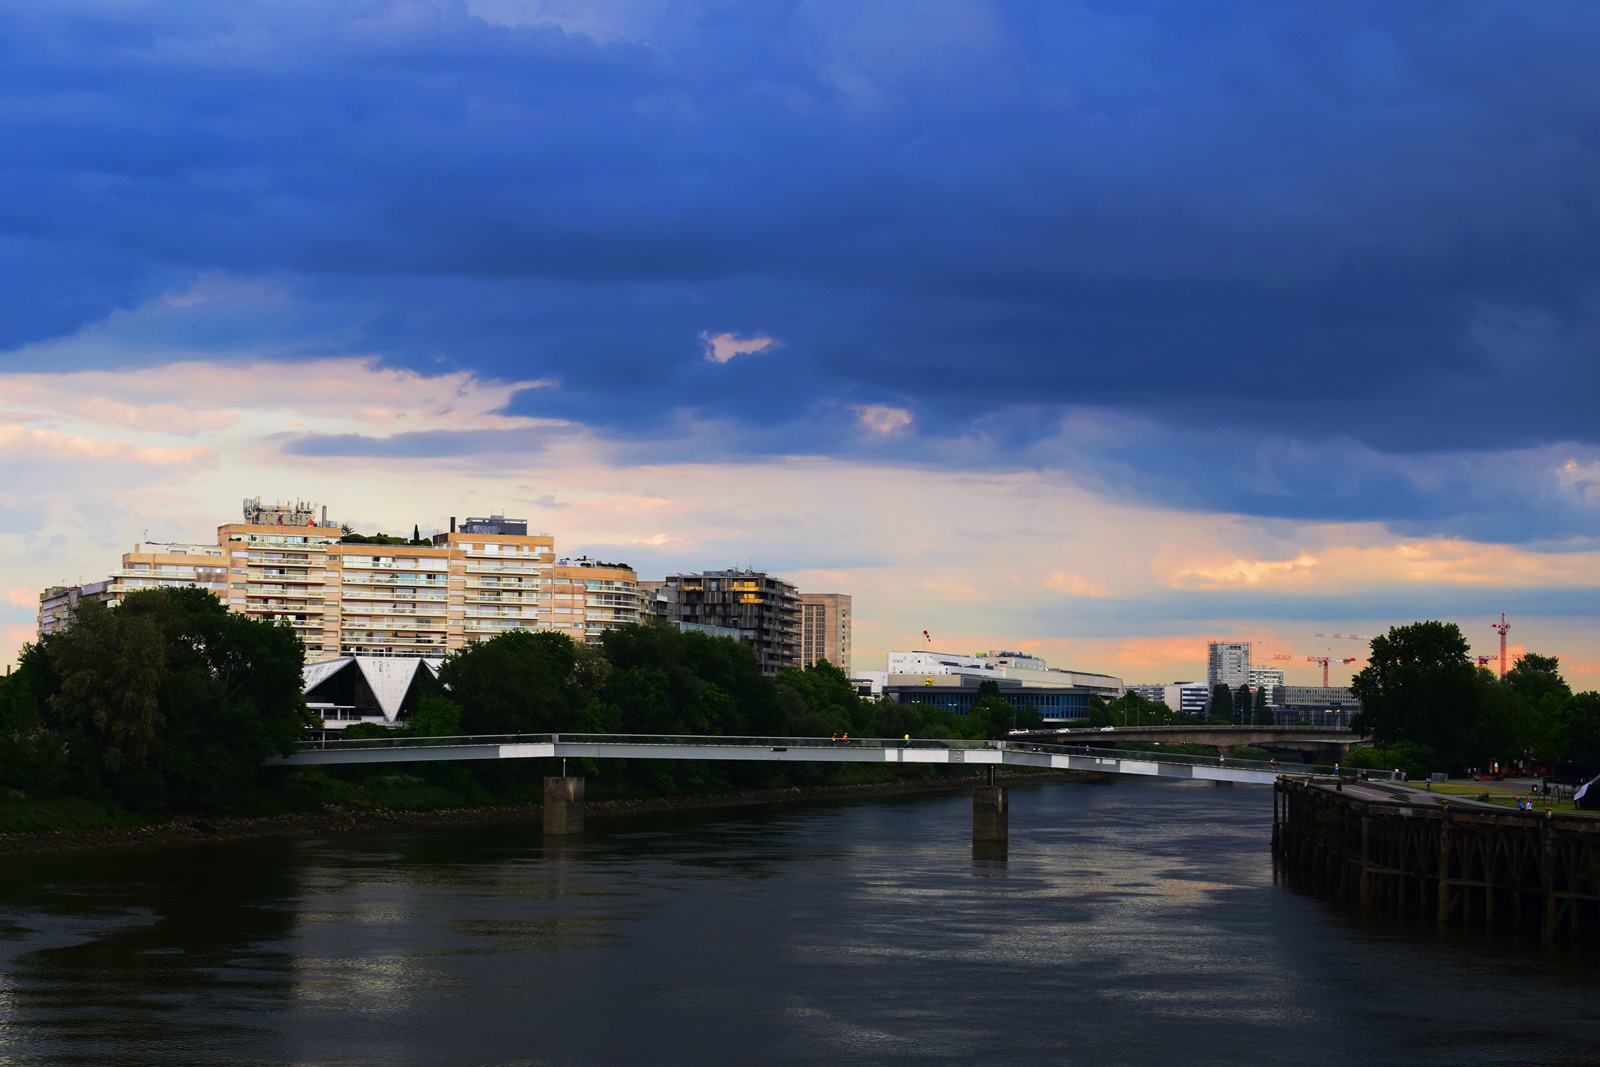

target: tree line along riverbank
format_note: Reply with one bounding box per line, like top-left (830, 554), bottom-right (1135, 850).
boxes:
top-left (0, 587), bottom-right (1077, 842)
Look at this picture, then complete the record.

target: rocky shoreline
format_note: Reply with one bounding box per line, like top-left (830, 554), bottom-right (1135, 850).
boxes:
top-left (0, 769), bottom-right (1100, 858)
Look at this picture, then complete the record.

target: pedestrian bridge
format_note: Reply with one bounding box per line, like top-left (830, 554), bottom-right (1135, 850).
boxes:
top-left (267, 733), bottom-right (1394, 847)
top-left (269, 732), bottom-right (1374, 786)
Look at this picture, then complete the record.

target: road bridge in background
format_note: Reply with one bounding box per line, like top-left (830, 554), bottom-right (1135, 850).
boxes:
top-left (1015, 725), bottom-right (1365, 757)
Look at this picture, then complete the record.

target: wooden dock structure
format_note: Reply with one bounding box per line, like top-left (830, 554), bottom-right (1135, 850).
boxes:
top-left (1272, 777), bottom-right (1600, 940)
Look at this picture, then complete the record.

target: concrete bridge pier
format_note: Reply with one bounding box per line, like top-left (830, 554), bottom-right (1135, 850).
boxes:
top-left (544, 775), bottom-right (585, 835)
top-left (972, 766), bottom-right (1008, 851)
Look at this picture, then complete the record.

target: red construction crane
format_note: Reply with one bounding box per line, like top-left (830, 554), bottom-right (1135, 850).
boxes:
top-left (1306, 655), bottom-right (1359, 686)
top-left (1491, 612), bottom-right (1510, 680)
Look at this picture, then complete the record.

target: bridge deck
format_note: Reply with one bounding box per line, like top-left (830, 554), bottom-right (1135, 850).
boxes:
top-left (268, 734), bottom-right (1392, 786)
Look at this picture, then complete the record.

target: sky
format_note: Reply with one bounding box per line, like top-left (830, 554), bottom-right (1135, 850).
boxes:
top-left (2, 1), bottom-right (1598, 688)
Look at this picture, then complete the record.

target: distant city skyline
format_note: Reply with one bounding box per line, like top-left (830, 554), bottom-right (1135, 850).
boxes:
top-left (2, 4), bottom-right (1597, 690)
top-left (6, 476), bottom-right (1582, 688)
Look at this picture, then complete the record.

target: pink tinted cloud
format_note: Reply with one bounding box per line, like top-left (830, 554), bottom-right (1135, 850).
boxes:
top-left (0, 426), bottom-right (212, 466)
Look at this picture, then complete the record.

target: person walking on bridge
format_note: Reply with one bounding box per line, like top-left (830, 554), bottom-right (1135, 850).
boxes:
top-left (903, 734), bottom-right (911, 748)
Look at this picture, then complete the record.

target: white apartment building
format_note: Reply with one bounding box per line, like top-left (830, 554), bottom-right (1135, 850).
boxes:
top-left (1247, 666), bottom-right (1286, 706)
top-left (1207, 641), bottom-right (1252, 689)
top-left (39, 500), bottom-right (643, 661)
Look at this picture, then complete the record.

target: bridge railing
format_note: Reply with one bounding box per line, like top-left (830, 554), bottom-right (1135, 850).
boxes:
top-left (297, 732), bottom-right (557, 751)
top-left (1036, 725), bottom-right (1355, 735)
top-left (284, 732), bottom-right (1398, 781)
top-left (294, 732), bottom-right (1008, 753)
top-left (1007, 741), bottom-right (1397, 780)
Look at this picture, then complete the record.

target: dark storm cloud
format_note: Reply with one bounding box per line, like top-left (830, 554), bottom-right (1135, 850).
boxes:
top-left (277, 426), bottom-right (567, 458)
top-left (4, 1), bottom-right (1600, 537)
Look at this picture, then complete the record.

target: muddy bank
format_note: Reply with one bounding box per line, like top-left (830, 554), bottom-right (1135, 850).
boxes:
top-left (0, 769), bottom-right (1106, 858)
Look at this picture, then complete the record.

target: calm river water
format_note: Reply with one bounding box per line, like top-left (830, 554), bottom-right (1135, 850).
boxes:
top-left (1, 778), bottom-right (1596, 1066)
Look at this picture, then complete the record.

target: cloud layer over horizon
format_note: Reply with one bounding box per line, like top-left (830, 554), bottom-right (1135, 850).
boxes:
top-left (3, 1), bottom-right (1597, 683)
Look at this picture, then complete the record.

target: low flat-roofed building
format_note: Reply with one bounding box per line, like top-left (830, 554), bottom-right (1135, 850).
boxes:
top-left (884, 673), bottom-right (1095, 723)
top-left (1128, 681), bottom-right (1210, 717)
top-left (882, 649), bottom-right (1123, 723)
top-left (1271, 685), bottom-right (1361, 728)
top-left (885, 649), bottom-right (1123, 699)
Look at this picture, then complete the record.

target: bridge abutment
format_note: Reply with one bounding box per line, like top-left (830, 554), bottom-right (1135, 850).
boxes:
top-left (544, 775), bottom-right (586, 835)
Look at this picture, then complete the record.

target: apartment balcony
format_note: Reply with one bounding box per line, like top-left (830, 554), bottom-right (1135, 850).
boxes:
top-left (462, 620), bottom-right (532, 633)
top-left (339, 604), bottom-right (442, 617)
top-left (247, 584), bottom-right (328, 597)
top-left (462, 561), bottom-right (546, 574)
top-left (344, 616), bottom-right (448, 630)
top-left (341, 574), bottom-right (448, 588)
top-left (340, 588), bottom-right (448, 602)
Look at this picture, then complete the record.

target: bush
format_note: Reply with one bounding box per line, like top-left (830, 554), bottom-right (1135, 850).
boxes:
top-left (1347, 741), bottom-right (1436, 780)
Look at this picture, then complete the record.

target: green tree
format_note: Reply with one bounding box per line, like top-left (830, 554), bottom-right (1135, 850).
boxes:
top-left (966, 695), bottom-right (1015, 740)
top-left (1565, 692), bottom-right (1600, 773)
top-left (27, 588), bottom-right (311, 810)
top-left (1089, 692), bottom-right (1174, 728)
top-left (406, 694), bottom-right (463, 737)
top-left (1350, 621), bottom-right (1481, 769)
top-left (1209, 684), bottom-right (1234, 721)
top-left (1251, 686), bottom-right (1272, 726)
top-left (1346, 741), bottom-right (1437, 780)
top-left (775, 660), bottom-right (865, 737)
top-left (1014, 703), bottom-right (1045, 731)
top-left (0, 643), bottom-right (69, 796)
top-left (1505, 653), bottom-right (1572, 704)
top-left (437, 629), bottom-right (582, 735)
top-left (1234, 684), bottom-right (1252, 725)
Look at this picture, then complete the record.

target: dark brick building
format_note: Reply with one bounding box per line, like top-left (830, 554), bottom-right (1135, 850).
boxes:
top-left (658, 569), bottom-right (802, 676)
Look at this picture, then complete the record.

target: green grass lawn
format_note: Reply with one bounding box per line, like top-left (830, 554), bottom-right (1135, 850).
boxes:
top-left (1395, 781), bottom-right (1590, 815)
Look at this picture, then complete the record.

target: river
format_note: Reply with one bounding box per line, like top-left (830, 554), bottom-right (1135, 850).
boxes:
top-left (1, 777), bottom-right (1596, 1066)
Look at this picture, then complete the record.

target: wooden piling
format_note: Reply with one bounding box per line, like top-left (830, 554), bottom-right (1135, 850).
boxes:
top-left (1272, 777), bottom-right (1599, 943)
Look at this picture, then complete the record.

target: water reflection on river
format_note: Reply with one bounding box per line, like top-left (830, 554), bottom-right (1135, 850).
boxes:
top-left (1, 778), bottom-right (1596, 1066)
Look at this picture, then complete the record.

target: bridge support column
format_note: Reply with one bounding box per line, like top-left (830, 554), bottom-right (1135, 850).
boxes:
top-left (544, 776), bottom-right (585, 835)
top-left (972, 768), bottom-right (1008, 848)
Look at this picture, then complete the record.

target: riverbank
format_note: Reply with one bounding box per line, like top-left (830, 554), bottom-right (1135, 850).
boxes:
top-left (0, 768), bottom-right (1100, 858)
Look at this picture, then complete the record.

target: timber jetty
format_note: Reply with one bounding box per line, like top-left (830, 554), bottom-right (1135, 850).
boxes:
top-left (1273, 776), bottom-right (1600, 941)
